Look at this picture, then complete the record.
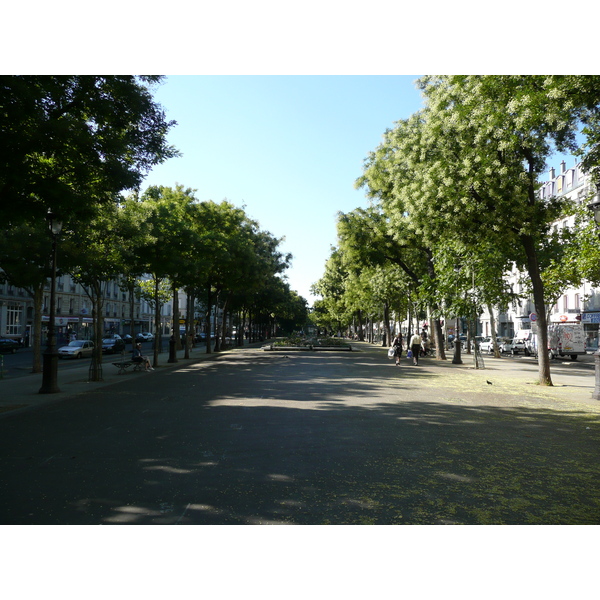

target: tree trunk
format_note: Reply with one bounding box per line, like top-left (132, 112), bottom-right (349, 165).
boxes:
top-left (521, 233), bottom-right (552, 386)
top-left (31, 285), bottom-right (44, 373)
top-left (172, 283), bottom-right (181, 351)
top-left (220, 294), bottom-right (230, 350)
top-left (184, 289), bottom-right (194, 359)
top-left (89, 282), bottom-right (104, 382)
top-left (129, 282), bottom-right (136, 340)
top-left (153, 278), bottom-right (161, 367)
top-left (205, 287), bottom-right (213, 354)
top-left (487, 303), bottom-right (501, 358)
top-left (382, 302), bottom-right (391, 346)
top-left (214, 292), bottom-right (221, 352)
top-left (357, 310), bottom-right (364, 341)
top-left (432, 316), bottom-right (446, 360)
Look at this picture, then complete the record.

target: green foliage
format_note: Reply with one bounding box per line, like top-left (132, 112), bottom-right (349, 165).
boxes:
top-left (0, 75), bottom-right (178, 226)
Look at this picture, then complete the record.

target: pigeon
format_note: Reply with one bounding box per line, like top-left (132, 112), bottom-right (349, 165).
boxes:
top-left (486, 380), bottom-right (493, 385)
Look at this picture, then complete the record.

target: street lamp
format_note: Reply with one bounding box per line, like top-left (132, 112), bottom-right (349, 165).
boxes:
top-left (39, 209), bottom-right (63, 394)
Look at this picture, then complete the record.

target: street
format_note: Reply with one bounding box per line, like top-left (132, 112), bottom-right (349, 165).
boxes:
top-left (0, 337), bottom-right (202, 380)
top-left (1, 342), bottom-right (600, 524)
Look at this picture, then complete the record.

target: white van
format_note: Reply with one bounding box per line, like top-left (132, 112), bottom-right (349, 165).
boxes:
top-left (548, 315), bottom-right (586, 360)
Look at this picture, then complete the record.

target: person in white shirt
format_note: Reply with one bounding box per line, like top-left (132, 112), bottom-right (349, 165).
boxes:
top-left (409, 333), bottom-right (422, 366)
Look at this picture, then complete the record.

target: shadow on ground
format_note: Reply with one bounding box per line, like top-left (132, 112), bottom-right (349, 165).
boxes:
top-left (1, 346), bottom-right (599, 525)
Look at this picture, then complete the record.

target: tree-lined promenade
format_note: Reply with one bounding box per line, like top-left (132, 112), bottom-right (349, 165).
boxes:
top-left (0, 76), bottom-right (309, 380)
top-left (312, 75), bottom-right (600, 387)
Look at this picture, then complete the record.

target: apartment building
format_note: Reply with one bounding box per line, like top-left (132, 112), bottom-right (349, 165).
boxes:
top-left (0, 273), bottom-right (158, 347)
top-left (479, 160), bottom-right (600, 350)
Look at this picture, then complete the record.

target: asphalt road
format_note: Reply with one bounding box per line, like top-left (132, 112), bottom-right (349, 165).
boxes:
top-left (1, 343), bottom-right (600, 524)
top-left (0, 338), bottom-right (202, 380)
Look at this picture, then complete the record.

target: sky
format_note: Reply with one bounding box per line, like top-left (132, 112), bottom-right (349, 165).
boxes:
top-left (139, 75), bottom-right (426, 305)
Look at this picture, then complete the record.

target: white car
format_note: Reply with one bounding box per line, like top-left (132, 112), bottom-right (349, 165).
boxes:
top-left (136, 332), bottom-right (154, 342)
top-left (58, 340), bottom-right (95, 359)
top-left (497, 337), bottom-right (513, 353)
top-left (479, 337), bottom-right (494, 354)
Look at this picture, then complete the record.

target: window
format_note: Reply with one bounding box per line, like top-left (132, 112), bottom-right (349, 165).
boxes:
top-left (563, 295), bottom-right (569, 312)
top-left (575, 294), bottom-right (580, 310)
top-left (6, 303), bottom-right (23, 335)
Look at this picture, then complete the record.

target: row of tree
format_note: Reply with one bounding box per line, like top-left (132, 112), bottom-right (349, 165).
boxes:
top-left (311, 76), bottom-right (600, 386)
top-left (0, 76), bottom-right (309, 379)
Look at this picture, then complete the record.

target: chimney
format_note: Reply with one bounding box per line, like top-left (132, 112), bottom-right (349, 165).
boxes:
top-left (549, 167), bottom-right (555, 179)
top-left (560, 160), bottom-right (566, 173)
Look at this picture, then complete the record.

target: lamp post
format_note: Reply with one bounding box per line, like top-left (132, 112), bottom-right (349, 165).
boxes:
top-left (587, 185), bottom-right (600, 400)
top-left (39, 210), bottom-right (63, 394)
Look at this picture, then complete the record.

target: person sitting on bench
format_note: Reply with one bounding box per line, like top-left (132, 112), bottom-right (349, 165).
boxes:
top-left (133, 343), bottom-right (153, 371)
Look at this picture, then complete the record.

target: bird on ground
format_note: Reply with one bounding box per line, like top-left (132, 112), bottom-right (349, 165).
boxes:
top-left (486, 380), bottom-right (493, 385)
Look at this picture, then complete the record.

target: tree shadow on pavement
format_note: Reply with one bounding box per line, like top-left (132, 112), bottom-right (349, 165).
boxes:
top-left (1, 347), bottom-right (599, 525)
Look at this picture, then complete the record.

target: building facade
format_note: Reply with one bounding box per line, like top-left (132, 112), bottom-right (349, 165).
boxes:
top-left (0, 273), bottom-right (164, 347)
top-left (478, 160), bottom-right (600, 350)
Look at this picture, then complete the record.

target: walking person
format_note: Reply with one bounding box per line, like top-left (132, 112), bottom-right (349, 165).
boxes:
top-left (409, 331), bottom-right (422, 366)
top-left (420, 328), bottom-right (429, 357)
top-left (392, 332), bottom-right (403, 366)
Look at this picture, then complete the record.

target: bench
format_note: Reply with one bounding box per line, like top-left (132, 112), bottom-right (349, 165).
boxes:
top-left (113, 360), bottom-right (144, 374)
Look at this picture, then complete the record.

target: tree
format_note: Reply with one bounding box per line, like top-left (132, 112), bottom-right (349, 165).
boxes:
top-left (0, 76), bottom-right (178, 226)
top-left (61, 202), bottom-right (126, 380)
top-left (0, 219), bottom-right (56, 372)
top-left (407, 75), bottom-right (600, 385)
top-left (135, 185), bottom-right (199, 366)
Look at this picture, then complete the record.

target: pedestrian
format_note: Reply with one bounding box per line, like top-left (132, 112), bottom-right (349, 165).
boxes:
top-left (132, 342), bottom-right (153, 371)
top-left (420, 329), bottom-right (429, 357)
top-left (409, 332), bottom-right (422, 365)
top-left (392, 332), bottom-right (403, 366)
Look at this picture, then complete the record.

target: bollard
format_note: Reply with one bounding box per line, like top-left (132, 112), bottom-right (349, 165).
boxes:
top-left (593, 350), bottom-right (600, 401)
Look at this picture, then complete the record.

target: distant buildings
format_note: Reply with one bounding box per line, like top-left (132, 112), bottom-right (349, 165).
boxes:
top-left (0, 274), bottom-right (167, 347)
top-left (478, 160), bottom-right (600, 350)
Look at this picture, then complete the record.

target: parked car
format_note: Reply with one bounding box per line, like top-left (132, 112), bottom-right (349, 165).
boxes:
top-left (479, 337), bottom-right (494, 354)
top-left (123, 334), bottom-right (133, 344)
top-left (449, 335), bottom-right (467, 348)
top-left (511, 337), bottom-right (529, 355)
top-left (102, 335), bottom-right (126, 354)
top-left (136, 332), bottom-right (154, 342)
top-left (0, 337), bottom-right (20, 354)
top-left (58, 340), bottom-right (94, 359)
top-left (496, 337), bottom-right (513, 353)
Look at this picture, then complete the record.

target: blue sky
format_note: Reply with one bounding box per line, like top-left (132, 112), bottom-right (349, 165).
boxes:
top-left (140, 76), bottom-right (427, 304)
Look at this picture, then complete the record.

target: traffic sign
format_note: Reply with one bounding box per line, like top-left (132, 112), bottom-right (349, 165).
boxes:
top-left (529, 313), bottom-right (537, 322)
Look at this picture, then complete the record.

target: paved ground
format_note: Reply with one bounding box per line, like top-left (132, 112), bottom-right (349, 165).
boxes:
top-left (1, 341), bottom-right (599, 524)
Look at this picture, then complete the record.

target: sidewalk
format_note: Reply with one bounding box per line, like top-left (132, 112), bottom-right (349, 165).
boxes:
top-left (3, 340), bottom-right (598, 418)
top-left (0, 341), bottom-right (266, 418)
top-left (363, 341), bottom-right (600, 409)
